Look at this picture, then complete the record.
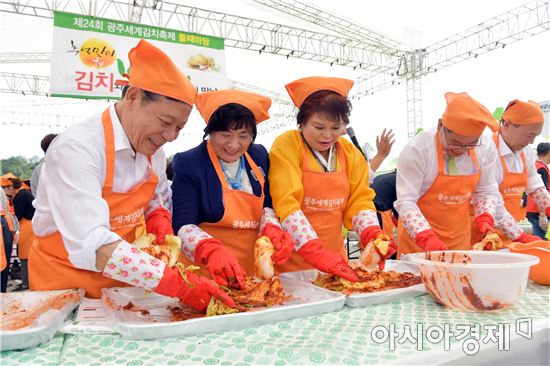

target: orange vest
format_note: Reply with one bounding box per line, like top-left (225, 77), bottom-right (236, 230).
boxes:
top-left (398, 133), bottom-right (480, 256)
top-left (29, 108), bottom-right (157, 298)
top-left (179, 141), bottom-right (265, 277)
top-left (278, 140), bottom-right (350, 272)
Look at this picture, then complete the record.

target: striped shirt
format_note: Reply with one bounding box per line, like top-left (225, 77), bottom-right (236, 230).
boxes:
top-left (0, 189), bottom-right (19, 232)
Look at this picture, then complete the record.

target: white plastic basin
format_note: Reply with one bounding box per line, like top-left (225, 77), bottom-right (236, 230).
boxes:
top-left (401, 251), bottom-right (539, 311)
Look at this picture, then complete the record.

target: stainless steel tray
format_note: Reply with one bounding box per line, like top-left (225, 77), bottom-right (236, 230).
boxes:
top-left (1, 289), bottom-right (84, 351)
top-left (280, 260), bottom-right (426, 307)
top-left (101, 276), bottom-right (345, 340)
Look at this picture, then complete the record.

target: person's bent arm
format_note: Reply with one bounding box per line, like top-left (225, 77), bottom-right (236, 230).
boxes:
top-left (35, 138), bottom-right (122, 272)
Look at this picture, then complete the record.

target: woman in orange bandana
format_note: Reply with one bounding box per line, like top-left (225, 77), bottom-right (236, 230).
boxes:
top-left (2, 177), bottom-right (35, 291)
top-left (171, 90), bottom-right (294, 289)
top-left (269, 77), bottom-right (396, 280)
top-left (489, 99), bottom-right (548, 244)
top-left (395, 92), bottom-right (501, 256)
top-left (28, 40), bottom-right (232, 311)
top-left (1, 187), bottom-right (17, 293)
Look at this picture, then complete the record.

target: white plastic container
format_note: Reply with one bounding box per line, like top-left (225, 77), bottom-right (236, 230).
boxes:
top-left (401, 251), bottom-right (539, 311)
top-left (1, 289), bottom-right (84, 351)
top-left (281, 260), bottom-right (426, 307)
top-left (101, 276), bottom-right (345, 340)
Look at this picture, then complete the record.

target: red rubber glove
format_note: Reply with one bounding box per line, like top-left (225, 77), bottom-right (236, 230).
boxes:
top-left (154, 265), bottom-right (235, 312)
top-left (359, 225), bottom-right (383, 249)
top-left (195, 238), bottom-right (246, 289)
top-left (415, 229), bottom-right (448, 251)
top-left (474, 213), bottom-right (495, 242)
top-left (262, 223), bottom-right (294, 265)
top-left (297, 239), bottom-right (359, 282)
top-left (515, 232), bottom-right (542, 243)
top-left (359, 226), bottom-right (397, 259)
top-left (145, 208), bottom-right (174, 245)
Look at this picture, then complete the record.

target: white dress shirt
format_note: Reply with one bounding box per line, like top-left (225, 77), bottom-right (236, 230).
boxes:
top-left (367, 165), bottom-right (376, 184)
top-left (395, 128), bottom-right (500, 218)
top-left (494, 133), bottom-right (544, 220)
top-left (32, 105), bottom-right (171, 272)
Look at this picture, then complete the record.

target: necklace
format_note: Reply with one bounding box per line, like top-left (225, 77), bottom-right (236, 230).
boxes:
top-left (301, 133), bottom-right (335, 172)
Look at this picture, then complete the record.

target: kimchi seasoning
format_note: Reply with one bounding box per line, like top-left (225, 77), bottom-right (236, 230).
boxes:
top-left (1, 290), bottom-right (82, 331)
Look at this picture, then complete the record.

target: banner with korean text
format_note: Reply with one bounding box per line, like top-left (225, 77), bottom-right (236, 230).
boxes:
top-left (50, 11), bottom-right (227, 99)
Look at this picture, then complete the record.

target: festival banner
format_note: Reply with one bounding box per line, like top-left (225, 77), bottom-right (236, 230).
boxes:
top-left (50, 11), bottom-right (227, 99)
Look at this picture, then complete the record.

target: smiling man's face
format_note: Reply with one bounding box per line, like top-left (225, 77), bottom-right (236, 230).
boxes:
top-left (122, 87), bottom-right (192, 156)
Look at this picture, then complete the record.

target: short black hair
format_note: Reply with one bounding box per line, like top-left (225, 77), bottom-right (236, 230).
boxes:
top-left (536, 142), bottom-right (550, 156)
top-left (121, 85), bottom-right (130, 98)
top-left (121, 85), bottom-right (183, 105)
top-left (166, 157), bottom-right (174, 181)
top-left (40, 133), bottom-right (58, 154)
top-left (297, 90), bottom-right (352, 127)
top-left (203, 103), bottom-right (257, 141)
top-left (141, 90), bottom-right (182, 104)
top-left (7, 177), bottom-right (22, 189)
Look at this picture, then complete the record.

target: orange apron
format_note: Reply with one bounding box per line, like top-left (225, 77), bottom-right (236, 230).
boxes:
top-left (279, 140), bottom-right (350, 272)
top-left (493, 133), bottom-right (527, 245)
top-left (29, 108), bottom-right (157, 298)
top-left (179, 142), bottom-right (265, 277)
top-left (17, 218), bottom-right (35, 260)
top-left (380, 210), bottom-right (395, 238)
top-left (494, 133), bottom-right (527, 221)
top-left (398, 133), bottom-right (480, 256)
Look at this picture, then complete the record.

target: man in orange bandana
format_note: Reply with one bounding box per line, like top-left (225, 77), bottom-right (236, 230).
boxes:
top-left (29, 40), bottom-right (233, 311)
top-left (395, 92), bottom-right (501, 255)
top-left (489, 100), bottom-right (547, 244)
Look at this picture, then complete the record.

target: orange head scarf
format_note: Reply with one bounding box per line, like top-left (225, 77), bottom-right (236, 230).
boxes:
top-left (126, 39), bottom-right (196, 106)
top-left (441, 92), bottom-right (498, 137)
top-left (195, 90), bottom-right (271, 124)
top-left (502, 99), bottom-right (544, 125)
top-left (0, 173), bottom-right (17, 187)
top-left (285, 76), bottom-right (354, 108)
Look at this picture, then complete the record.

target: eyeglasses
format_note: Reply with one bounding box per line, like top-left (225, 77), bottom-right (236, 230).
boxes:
top-left (442, 128), bottom-right (482, 149)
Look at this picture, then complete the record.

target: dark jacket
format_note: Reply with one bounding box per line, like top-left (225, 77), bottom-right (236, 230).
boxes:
top-left (12, 189), bottom-right (35, 221)
top-left (171, 141), bottom-right (272, 233)
top-left (371, 171), bottom-right (398, 219)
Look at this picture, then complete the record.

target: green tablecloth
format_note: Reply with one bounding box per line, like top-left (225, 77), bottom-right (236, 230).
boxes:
top-left (2, 283), bottom-right (549, 365)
